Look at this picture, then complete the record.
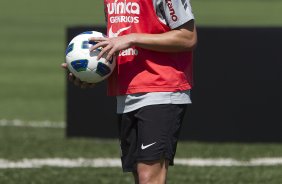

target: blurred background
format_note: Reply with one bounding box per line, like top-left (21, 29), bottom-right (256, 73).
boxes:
top-left (0, 0), bottom-right (282, 183)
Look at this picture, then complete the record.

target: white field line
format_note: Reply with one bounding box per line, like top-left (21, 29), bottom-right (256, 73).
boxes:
top-left (1, 158), bottom-right (282, 169)
top-left (0, 119), bottom-right (65, 128)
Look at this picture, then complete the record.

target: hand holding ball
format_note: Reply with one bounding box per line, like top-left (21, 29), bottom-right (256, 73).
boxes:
top-left (65, 31), bottom-right (116, 83)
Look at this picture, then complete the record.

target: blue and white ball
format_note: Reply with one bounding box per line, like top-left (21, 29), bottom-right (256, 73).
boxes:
top-left (65, 31), bottom-right (115, 83)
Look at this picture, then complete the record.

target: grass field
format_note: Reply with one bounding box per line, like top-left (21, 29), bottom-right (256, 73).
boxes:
top-left (1, 0), bottom-right (282, 183)
top-left (1, 166), bottom-right (282, 184)
top-left (2, 126), bottom-right (282, 160)
top-left (1, 125), bottom-right (282, 183)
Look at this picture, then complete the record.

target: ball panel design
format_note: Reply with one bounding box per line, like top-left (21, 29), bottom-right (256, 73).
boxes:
top-left (81, 41), bottom-right (90, 49)
top-left (96, 62), bottom-right (111, 77)
top-left (70, 59), bottom-right (88, 72)
top-left (80, 31), bottom-right (93, 35)
top-left (65, 43), bottom-right (74, 55)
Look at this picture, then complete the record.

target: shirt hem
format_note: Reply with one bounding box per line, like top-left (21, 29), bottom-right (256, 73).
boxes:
top-left (116, 99), bottom-right (192, 114)
top-left (116, 84), bottom-right (191, 96)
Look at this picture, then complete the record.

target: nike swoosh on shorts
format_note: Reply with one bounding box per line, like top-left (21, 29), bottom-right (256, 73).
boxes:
top-left (141, 142), bottom-right (157, 150)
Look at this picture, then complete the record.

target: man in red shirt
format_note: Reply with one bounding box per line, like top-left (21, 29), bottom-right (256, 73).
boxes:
top-left (62, 0), bottom-right (197, 183)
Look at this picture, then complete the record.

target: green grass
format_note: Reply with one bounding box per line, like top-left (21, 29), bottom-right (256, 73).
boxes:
top-left (0, 0), bottom-right (105, 121)
top-left (192, 0), bottom-right (282, 27)
top-left (0, 127), bottom-right (119, 159)
top-left (0, 126), bottom-right (282, 183)
top-left (0, 0), bottom-right (282, 122)
top-left (1, 126), bottom-right (282, 160)
top-left (1, 166), bottom-right (282, 184)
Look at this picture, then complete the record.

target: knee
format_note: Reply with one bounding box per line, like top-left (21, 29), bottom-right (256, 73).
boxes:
top-left (138, 167), bottom-right (152, 184)
top-left (137, 160), bottom-right (167, 184)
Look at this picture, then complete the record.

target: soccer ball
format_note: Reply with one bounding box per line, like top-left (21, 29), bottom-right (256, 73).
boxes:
top-left (65, 31), bottom-right (115, 83)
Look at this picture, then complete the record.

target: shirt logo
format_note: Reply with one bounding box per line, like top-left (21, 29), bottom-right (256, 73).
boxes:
top-left (106, 0), bottom-right (140, 23)
top-left (108, 26), bottom-right (138, 57)
top-left (107, 0), bottom-right (140, 15)
top-left (108, 26), bottom-right (131, 38)
top-left (141, 142), bottom-right (157, 150)
top-left (165, 0), bottom-right (178, 22)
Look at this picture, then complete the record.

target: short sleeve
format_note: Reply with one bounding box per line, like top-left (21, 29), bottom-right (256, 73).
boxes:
top-left (159, 0), bottom-right (194, 29)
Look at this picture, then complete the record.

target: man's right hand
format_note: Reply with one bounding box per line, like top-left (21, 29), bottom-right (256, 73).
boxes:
top-left (61, 63), bottom-right (96, 89)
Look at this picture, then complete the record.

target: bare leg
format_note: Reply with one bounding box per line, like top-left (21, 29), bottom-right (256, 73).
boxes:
top-left (137, 159), bottom-right (169, 184)
top-left (133, 171), bottom-right (139, 184)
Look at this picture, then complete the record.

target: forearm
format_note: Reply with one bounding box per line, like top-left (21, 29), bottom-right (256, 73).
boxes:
top-left (89, 21), bottom-right (197, 61)
top-left (129, 23), bottom-right (197, 52)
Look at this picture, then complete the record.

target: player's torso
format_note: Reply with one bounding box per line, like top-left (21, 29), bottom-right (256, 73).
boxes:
top-left (104, 0), bottom-right (169, 34)
top-left (105, 0), bottom-right (168, 64)
top-left (104, 0), bottom-right (193, 95)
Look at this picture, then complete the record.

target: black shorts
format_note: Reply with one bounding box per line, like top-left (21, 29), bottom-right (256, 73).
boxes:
top-left (118, 104), bottom-right (187, 172)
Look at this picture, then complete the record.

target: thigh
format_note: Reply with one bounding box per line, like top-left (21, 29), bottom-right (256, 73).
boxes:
top-left (137, 159), bottom-right (169, 183)
top-left (135, 104), bottom-right (187, 165)
top-left (118, 111), bottom-right (139, 172)
top-left (118, 104), bottom-right (187, 172)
